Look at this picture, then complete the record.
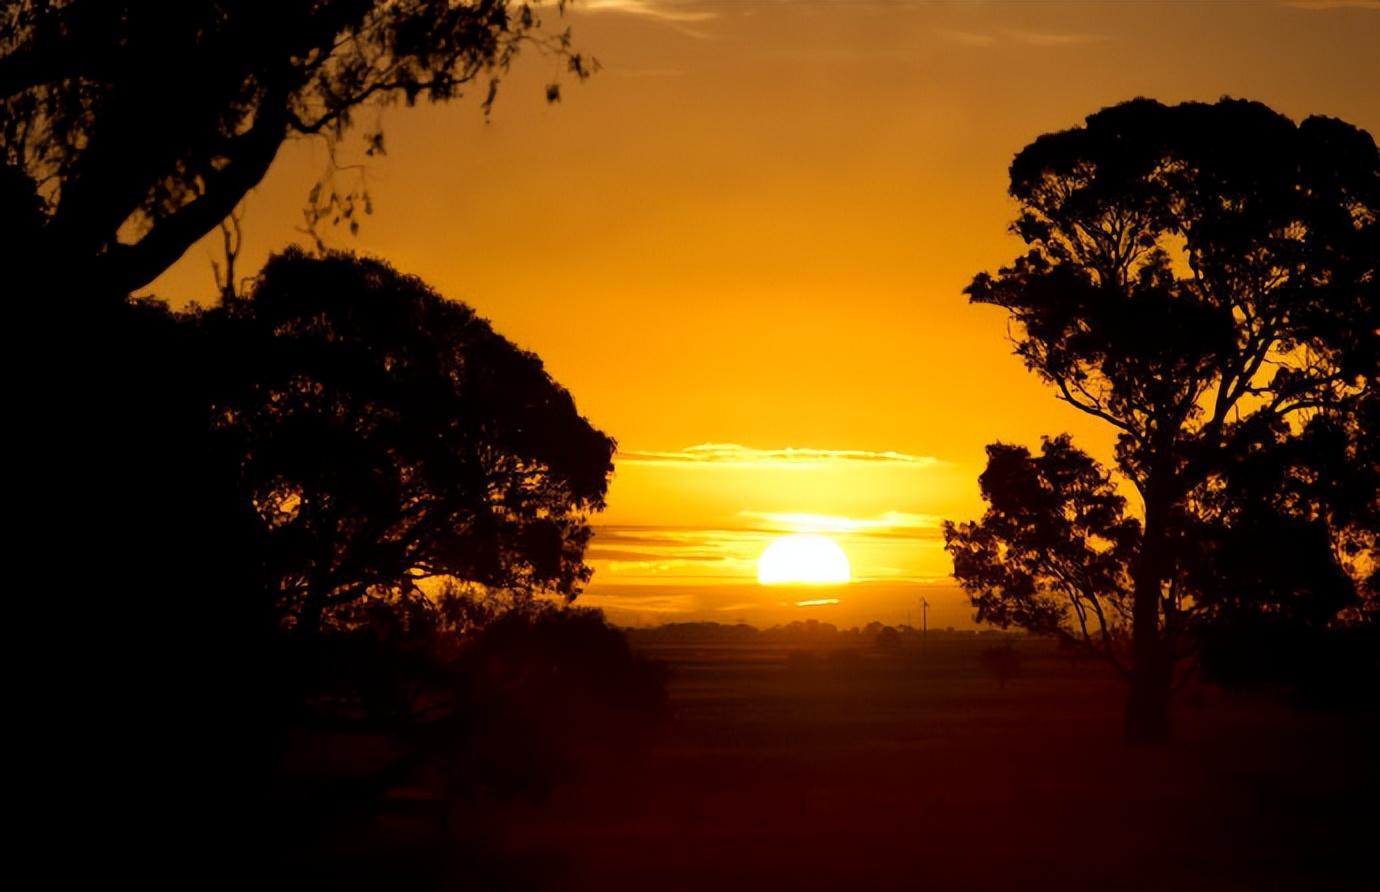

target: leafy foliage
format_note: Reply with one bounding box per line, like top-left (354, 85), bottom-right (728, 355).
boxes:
top-left (955, 98), bottom-right (1378, 734)
top-left (201, 249), bottom-right (615, 636)
top-left (3, 0), bottom-right (591, 294)
top-left (966, 97), bottom-right (1377, 495)
top-left (945, 436), bottom-right (1139, 674)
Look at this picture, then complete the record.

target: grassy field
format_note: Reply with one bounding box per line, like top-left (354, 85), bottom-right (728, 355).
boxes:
top-left (455, 637), bottom-right (1378, 891)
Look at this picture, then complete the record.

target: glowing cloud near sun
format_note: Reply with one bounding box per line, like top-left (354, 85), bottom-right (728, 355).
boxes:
top-left (756, 534), bottom-right (851, 586)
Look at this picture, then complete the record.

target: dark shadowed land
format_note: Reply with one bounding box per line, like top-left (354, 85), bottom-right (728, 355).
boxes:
top-left (295, 634), bottom-right (1378, 891)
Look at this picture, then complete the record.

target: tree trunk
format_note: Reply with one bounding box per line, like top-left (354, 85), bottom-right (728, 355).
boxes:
top-left (1126, 478), bottom-right (1173, 743)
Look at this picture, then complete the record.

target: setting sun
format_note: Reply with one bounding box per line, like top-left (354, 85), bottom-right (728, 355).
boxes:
top-left (756, 534), bottom-right (852, 586)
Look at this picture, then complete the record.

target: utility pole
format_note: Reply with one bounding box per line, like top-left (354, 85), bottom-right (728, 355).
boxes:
top-left (921, 597), bottom-right (929, 654)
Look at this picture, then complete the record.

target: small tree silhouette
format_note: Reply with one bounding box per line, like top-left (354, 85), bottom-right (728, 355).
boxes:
top-left (945, 436), bottom-right (1138, 678)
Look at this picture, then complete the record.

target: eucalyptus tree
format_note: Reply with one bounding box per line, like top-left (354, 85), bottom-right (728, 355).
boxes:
top-left (2, 0), bottom-right (588, 296)
top-left (953, 98), bottom-right (1378, 740)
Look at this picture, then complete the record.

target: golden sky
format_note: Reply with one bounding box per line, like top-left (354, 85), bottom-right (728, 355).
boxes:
top-left (147, 0), bottom-right (1380, 628)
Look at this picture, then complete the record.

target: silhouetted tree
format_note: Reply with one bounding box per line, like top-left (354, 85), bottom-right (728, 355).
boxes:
top-left (5, 5), bottom-right (599, 880)
top-left (960, 98), bottom-right (1378, 740)
top-left (1185, 389), bottom-right (1379, 697)
top-left (203, 249), bottom-right (615, 637)
top-left (34, 250), bottom-right (617, 883)
top-left (945, 436), bottom-right (1139, 678)
top-left (3, 0), bottom-right (590, 296)
top-left (948, 430), bottom-right (1369, 697)
top-left (1298, 387), bottom-right (1380, 619)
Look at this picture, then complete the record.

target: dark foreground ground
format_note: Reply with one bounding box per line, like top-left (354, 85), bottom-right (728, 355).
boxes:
top-left (313, 638), bottom-right (1378, 891)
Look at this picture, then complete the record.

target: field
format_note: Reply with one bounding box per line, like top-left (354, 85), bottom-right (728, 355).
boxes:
top-left (467, 637), bottom-right (1376, 891)
top-left (308, 636), bottom-right (1377, 890)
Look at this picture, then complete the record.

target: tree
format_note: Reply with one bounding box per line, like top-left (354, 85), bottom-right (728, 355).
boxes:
top-left (3, 5), bottom-right (599, 877)
top-left (946, 431), bottom-right (1365, 698)
top-left (1295, 386), bottom-right (1380, 620)
top-left (202, 253), bottom-right (634, 876)
top-left (945, 436), bottom-right (1139, 678)
top-left (1185, 389), bottom-right (1378, 697)
top-left (958, 98), bottom-right (1378, 740)
top-left (203, 248), bottom-right (616, 637)
top-left (3, 0), bottom-right (590, 297)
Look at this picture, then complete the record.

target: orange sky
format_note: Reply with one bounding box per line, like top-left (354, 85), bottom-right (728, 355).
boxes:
top-left (147, 0), bottom-right (1380, 628)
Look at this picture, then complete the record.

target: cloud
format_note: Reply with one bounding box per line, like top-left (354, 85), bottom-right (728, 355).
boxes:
top-left (581, 579), bottom-right (981, 629)
top-left (572, 0), bottom-right (720, 40)
top-left (610, 67), bottom-right (689, 78)
top-left (618, 443), bottom-right (941, 469)
top-left (1007, 30), bottom-right (1109, 47)
top-left (932, 28), bottom-right (996, 48)
top-left (738, 510), bottom-right (942, 535)
top-left (586, 514), bottom-right (945, 586)
top-left (586, 548), bottom-right (726, 563)
top-left (601, 556), bottom-right (758, 577)
top-left (585, 526), bottom-right (696, 548)
top-left (591, 525), bottom-right (760, 548)
top-left (1282, 0), bottom-right (1378, 9)
top-left (576, 0), bottom-right (718, 24)
top-left (586, 525), bottom-right (766, 580)
top-left (579, 590), bottom-right (700, 614)
top-left (933, 27), bottom-right (1110, 48)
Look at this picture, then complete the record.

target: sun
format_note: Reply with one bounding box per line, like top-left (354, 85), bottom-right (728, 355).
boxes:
top-left (756, 534), bottom-right (851, 585)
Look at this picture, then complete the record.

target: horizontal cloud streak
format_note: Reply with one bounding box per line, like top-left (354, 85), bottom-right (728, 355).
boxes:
top-left (1282, 0), bottom-right (1379, 10)
top-left (740, 510), bottom-right (942, 534)
top-left (618, 443), bottom-right (940, 469)
top-left (932, 28), bottom-right (996, 47)
top-left (578, 579), bottom-right (979, 629)
top-left (1008, 29), bottom-right (1109, 47)
top-left (587, 525), bottom-right (765, 579)
top-left (933, 27), bottom-right (1110, 48)
top-left (587, 517), bottom-right (947, 585)
top-left (578, 0), bottom-right (718, 22)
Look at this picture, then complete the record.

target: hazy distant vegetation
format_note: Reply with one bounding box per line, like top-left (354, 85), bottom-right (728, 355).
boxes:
top-left (626, 619), bottom-right (1018, 647)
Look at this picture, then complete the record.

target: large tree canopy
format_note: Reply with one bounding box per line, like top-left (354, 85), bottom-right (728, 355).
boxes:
top-left (202, 249), bottom-right (615, 636)
top-left (967, 97), bottom-right (1377, 490)
top-left (957, 97), bottom-right (1378, 739)
top-left (2, 0), bottom-right (588, 295)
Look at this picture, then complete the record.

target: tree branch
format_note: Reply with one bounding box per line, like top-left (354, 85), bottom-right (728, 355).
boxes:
top-left (1055, 376), bottom-right (1140, 441)
top-left (99, 113), bottom-right (287, 293)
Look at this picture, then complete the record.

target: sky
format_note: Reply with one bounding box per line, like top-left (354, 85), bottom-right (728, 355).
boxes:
top-left (147, 0), bottom-right (1380, 628)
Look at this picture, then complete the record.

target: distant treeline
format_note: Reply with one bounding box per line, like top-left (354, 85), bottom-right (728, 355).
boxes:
top-left (625, 620), bottom-right (1022, 647)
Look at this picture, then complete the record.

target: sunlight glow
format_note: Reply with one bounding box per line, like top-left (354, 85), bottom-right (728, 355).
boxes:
top-left (757, 534), bottom-right (852, 585)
